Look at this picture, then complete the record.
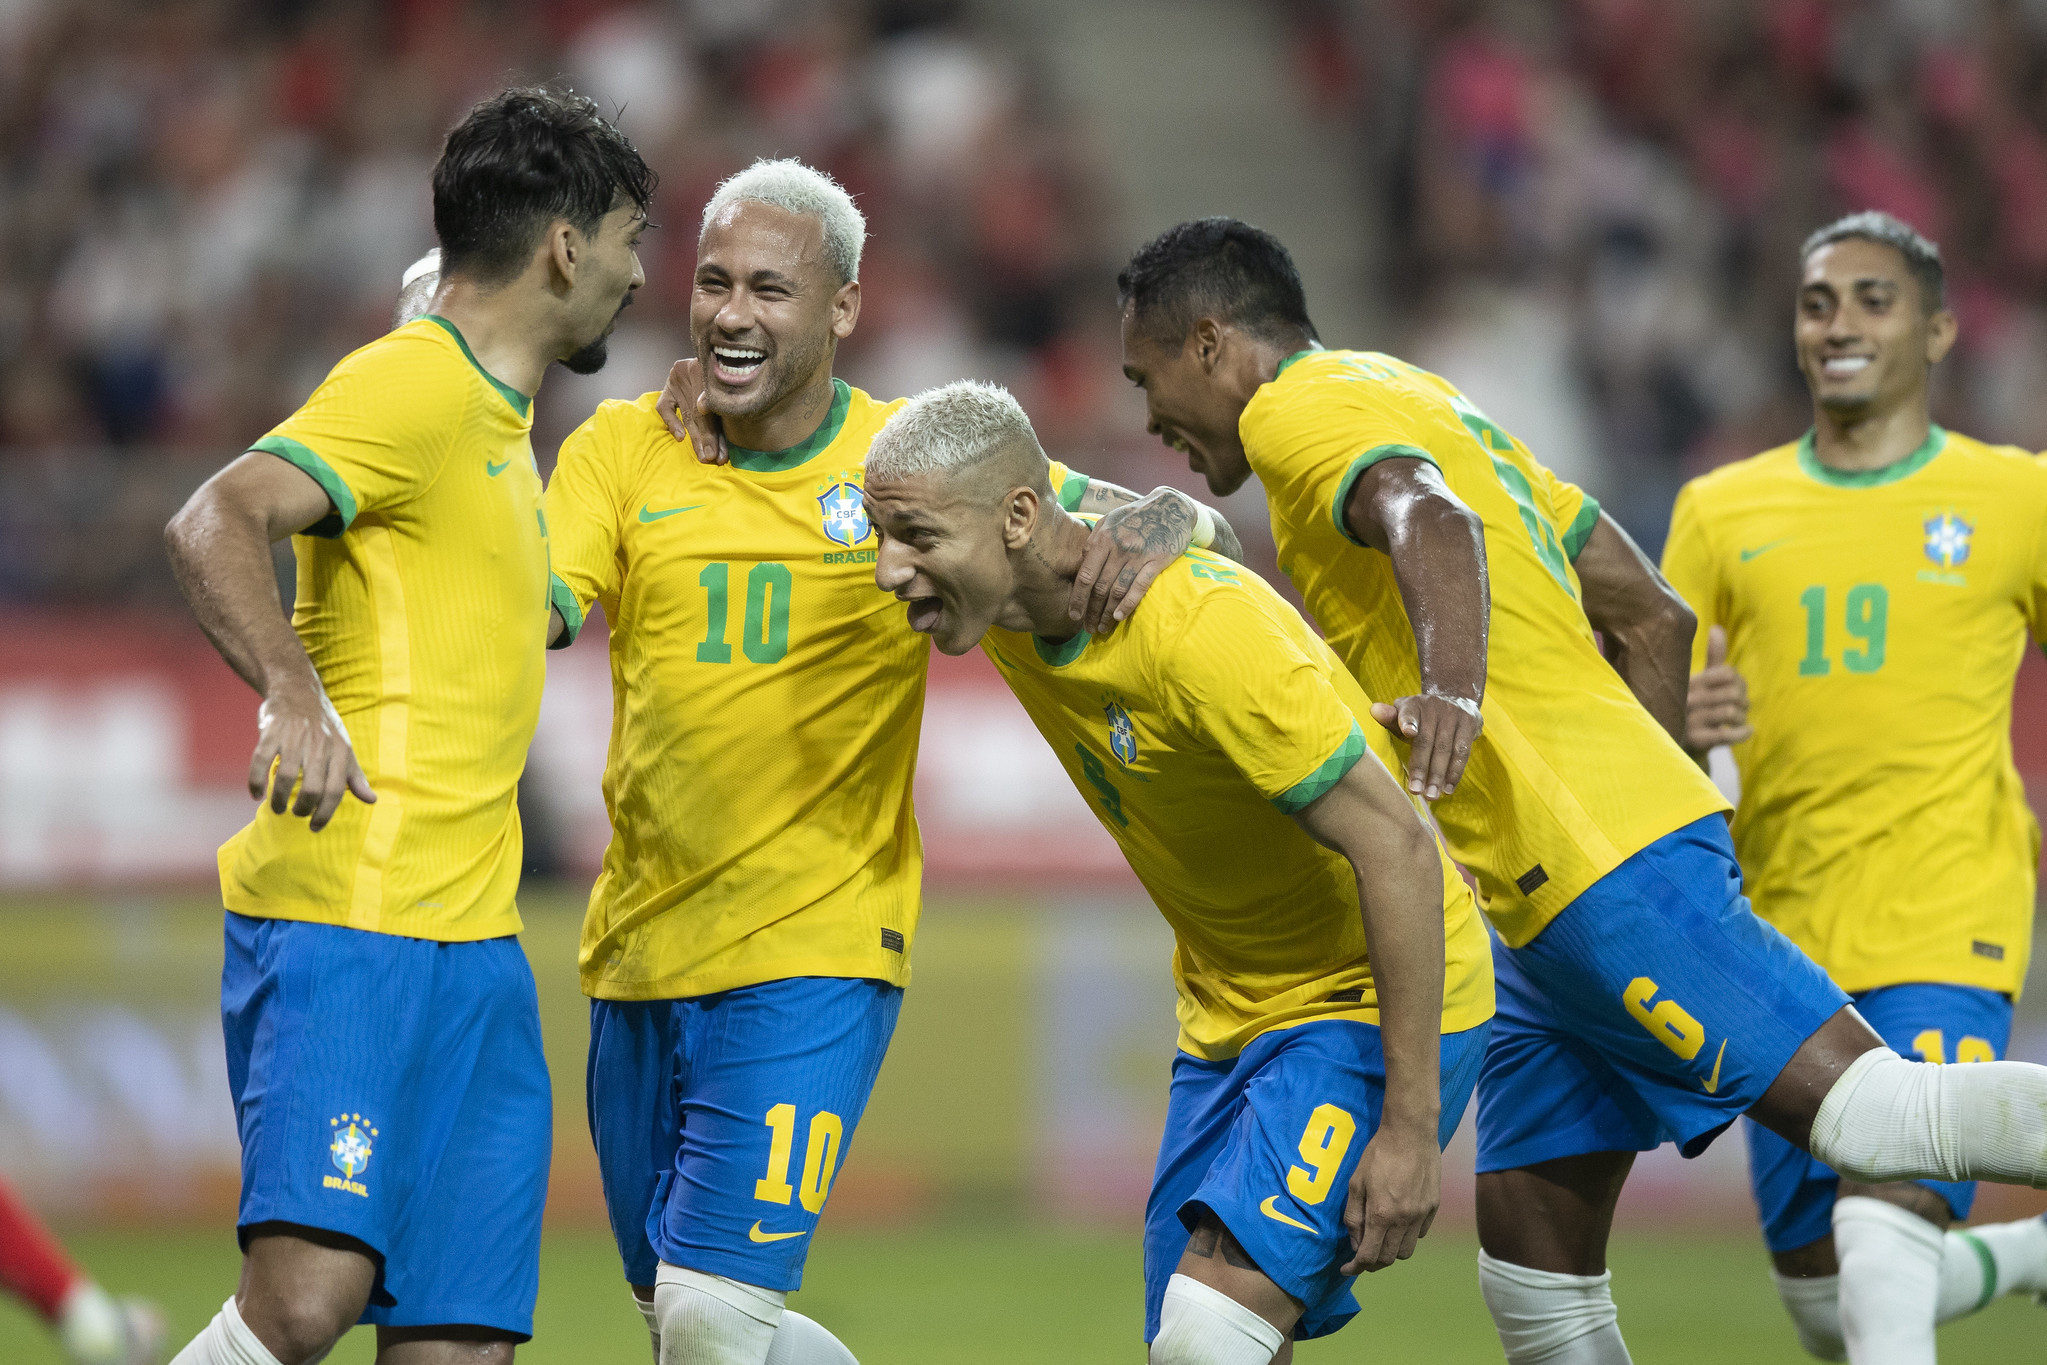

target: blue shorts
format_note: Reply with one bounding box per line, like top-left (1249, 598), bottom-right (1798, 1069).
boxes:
top-left (1475, 816), bottom-right (1850, 1170)
top-left (1143, 1019), bottom-right (1490, 1343)
top-left (221, 912), bottom-right (551, 1338)
top-left (586, 977), bottom-right (901, 1292)
top-left (1744, 983), bottom-right (2014, 1252)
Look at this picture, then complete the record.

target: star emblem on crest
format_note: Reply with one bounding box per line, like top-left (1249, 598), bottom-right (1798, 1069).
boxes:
top-left (1923, 512), bottom-right (1973, 569)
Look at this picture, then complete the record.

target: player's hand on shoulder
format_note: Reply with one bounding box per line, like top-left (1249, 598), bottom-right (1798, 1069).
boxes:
top-left (1069, 487), bottom-right (1199, 634)
top-left (1369, 689), bottom-right (1482, 802)
top-left (656, 356), bottom-right (727, 465)
top-left (1342, 1118), bottom-right (1440, 1274)
top-left (250, 682), bottom-right (376, 832)
top-left (1685, 625), bottom-right (1752, 752)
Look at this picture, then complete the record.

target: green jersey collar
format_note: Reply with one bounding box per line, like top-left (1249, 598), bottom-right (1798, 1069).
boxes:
top-left (1797, 424), bottom-right (1946, 488)
top-left (422, 315), bottom-right (531, 418)
top-left (1032, 630), bottom-right (1089, 667)
top-left (727, 379), bottom-right (852, 473)
top-left (1274, 343), bottom-right (1327, 379)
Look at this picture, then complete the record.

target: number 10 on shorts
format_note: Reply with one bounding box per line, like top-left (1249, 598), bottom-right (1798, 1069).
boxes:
top-left (754, 1103), bottom-right (844, 1213)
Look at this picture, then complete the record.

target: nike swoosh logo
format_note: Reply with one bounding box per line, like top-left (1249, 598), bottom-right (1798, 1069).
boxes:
top-left (639, 504), bottom-right (705, 523)
top-left (1259, 1196), bottom-right (1314, 1232)
top-left (1739, 540), bottom-right (1789, 562)
top-left (747, 1221), bottom-right (807, 1244)
top-left (486, 459), bottom-right (511, 477)
top-left (1702, 1038), bottom-right (1728, 1094)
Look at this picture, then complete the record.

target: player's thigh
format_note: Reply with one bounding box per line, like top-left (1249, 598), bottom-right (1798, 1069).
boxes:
top-left (587, 996), bottom-right (688, 1287)
top-left (363, 937), bottom-right (552, 1340)
top-left (652, 976), bottom-right (903, 1293)
top-left (1144, 1050), bottom-right (1250, 1343)
top-left (1510, 816), bottom-right (1849, 1156)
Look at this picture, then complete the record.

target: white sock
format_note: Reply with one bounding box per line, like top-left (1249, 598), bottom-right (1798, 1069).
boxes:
top-left (58, 1282), bottom-right (129, 1365)
top-left (1810, 1047), bottom-right (2047, 1186)
top-left (635, 1289), bottom-right (661, 1362)
top-left (1834, 1196), bottom-right (1942, 1365)
top-left (765, 1311), bottom-right (858, 1365)
top-left (1477, 1250), bottom-right (1632, 1364)
top-left (654, 1264), bottom-right (786, 1365)
top-left (168, 1297), bottom-right (285, 1365)
top-left (1768, 1271), bottom-right (1845, 1362)
top-left (1937, 1214), bottom-right (2047, 1321)
top-left (1148, 1274), bottom-right (1285, 1365)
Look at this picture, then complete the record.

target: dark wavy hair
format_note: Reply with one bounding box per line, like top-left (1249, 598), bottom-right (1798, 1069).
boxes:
top-left (432, 86), bottom-right (657, 284)
top-left (1117, 217), bottom-right (1319, 347)
top-left (1801, 210), bottom-right (1946, 313)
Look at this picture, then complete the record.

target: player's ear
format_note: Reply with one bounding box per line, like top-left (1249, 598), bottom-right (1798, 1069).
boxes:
top-left (544, 220), bottom-right (580, 289)
top-left (1925, 307), bottom-right (1958, 366)
top-left (1192, 318), bottom-right (1225, 373)
top-left (1002, 486), bottom-right (1040, 549)
top-left (830, 280), bottom-right (861, 341)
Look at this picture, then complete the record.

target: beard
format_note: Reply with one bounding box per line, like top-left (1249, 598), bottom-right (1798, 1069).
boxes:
top-left (560, 333), bottom-right (611, 375)
top-left (698, 322), bottom-right (833, 419)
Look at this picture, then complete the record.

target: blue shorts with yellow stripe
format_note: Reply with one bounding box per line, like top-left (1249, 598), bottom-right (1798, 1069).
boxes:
top-left (1743, 982), bottom-right (2013, 1252)
top-left (586, 977), bottom-right (900, 1292)
top-left (1143, 1018), bottom-right (1490, 1343)
top-left (1475, 815), bottom-right (1851, 1170)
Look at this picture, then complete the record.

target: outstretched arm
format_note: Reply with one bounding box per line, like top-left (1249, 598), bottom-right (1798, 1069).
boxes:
top-left (1341, 458), bottom-right (1489, 801)
top-left (1571, 511), bottom-right (1696, 747)
top-left (1290, 751), bottom-right (1446, 1275)
top-left (1067, 479), bottom-right (1244, 633)
top-left (166, 454), bottom-right (376, 830)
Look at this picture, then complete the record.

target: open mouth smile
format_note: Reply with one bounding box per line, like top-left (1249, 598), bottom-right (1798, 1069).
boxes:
top-left (710, 344), bottom-right (768, 385)
top-left (1820, 355), bottom-right (1873, 378)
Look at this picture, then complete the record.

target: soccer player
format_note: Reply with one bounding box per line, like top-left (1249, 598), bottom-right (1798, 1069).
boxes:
top-left (1663, 211), bottom-right (2047, 1364)
top-left (161, 88), bottom-right (652, 1365)
top-left (0, 1176), bottom-right (164, 1364)
top-left (1112, 217), bottom-right (2047, 1365)
top-left (540, 160), bottom-right (1240, 1365)
top-left (861, 379), bottom-right (1494, 1365)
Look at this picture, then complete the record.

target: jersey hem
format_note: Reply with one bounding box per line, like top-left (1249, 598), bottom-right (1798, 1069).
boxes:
top-left (253, 436), bottom-right (357, 535)
top-left (1174, 997), bottom-right (1496, 1062)
top-left (219, 894), bottom-right (525, 943)
top-left (1271, 721), bottom-right (1366, 813)
top-left (1801, 963), bottom-right (2026, 1000)
top-left (1561, 497), bottom-right (1601, 561)
top-left (548, 573), bottom-right (585, 650)
top-left (581, 951), bottom-right (913, 1000)
top-left (1331, 444), bottom-right (1438, 547)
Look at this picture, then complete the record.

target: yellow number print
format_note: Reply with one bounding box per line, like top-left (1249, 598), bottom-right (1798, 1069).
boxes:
top-left (755, 1103), bottom-right (797, 1204)
top-left (1957, 1036), bottom-right (1997, 1065)
top-left (1910, 1030), bottom-right (1996, 1066)
top-left (799, 1112), bottom-right (844, 1213)
top-left (1285, 1104), bottom-right (1358, 1206)
top-left (1622, 978), bottom-right (1705, 1061)
top-left (755, 1104), bottom-right (847, 1212)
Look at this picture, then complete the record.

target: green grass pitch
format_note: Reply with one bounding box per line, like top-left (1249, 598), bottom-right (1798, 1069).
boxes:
top-left (2, 1223), bottom-right (2040, 1362)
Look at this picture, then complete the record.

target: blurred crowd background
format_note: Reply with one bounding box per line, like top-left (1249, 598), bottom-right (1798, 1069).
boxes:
top-left (12, 0), bottom-right (2047, 601)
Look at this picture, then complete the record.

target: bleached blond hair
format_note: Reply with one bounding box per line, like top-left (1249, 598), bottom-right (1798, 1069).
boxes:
top-left (700, 157), bottom-right (866, 283)
top-left (865, 380), bottom-right (1051, 494)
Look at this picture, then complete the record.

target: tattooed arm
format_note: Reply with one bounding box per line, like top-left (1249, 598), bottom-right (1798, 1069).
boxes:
top-left (1067, 481), bottom-right (1244, 633)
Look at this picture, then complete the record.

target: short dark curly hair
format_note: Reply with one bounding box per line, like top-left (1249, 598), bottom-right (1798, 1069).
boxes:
top-left (432, 86), bottom-right (656, 284)
top-left (1801, 210), bottom-right (1945, 312)
top-left (1117, 217), bottom-right (1319, 347)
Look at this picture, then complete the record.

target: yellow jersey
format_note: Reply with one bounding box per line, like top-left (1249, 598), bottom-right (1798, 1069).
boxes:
top-left (546, 379), bottom-right (1088, 1000)
top-left (981, 543), bottom-right (1494, 1060)
top-left (1240, 348), bottom-right (1729, 947)
top-left (1663, 427), bottom-right (2047, 995)
top-left (219, 315), bottom-right (551, 941)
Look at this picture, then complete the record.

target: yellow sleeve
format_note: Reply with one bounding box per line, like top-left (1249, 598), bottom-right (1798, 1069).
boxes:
top-left (2028, 458), bottom-right (2047, 650)
top-left (1155, 591), bottom-right (1367, 811)
top-left (251, 340), bottom-right (457, 536)
top-left (1537, 465), bottom-right (1602, 562)
top-left (1246, 374), bottom-right (1448, 548)
top-left (543, 405), bottom-right (628, 648)
top-left (1046, 459), bottom-right (1090, 512)
top-left (1660, 481), bottom-right (1719, 673)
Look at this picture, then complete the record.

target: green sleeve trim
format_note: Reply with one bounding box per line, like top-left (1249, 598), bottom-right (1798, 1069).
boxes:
top-left (1057, 472), bottom-right (1091, 512)
top-left (548, 573), bottom-right (585, 650)
top-left (252, 435), bottom-right (356, 536)
top-left (1271, 721), bottom-right (1367, 814)
top-left (1331, 444), bottom-right (1438, 546)
top-left (1561, 495), bottom-right (1602, 561)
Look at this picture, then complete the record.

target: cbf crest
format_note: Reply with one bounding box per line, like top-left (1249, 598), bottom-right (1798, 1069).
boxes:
top-left (816, 476), bottom-right (872, 547)
top-left (1105, 700), bottom-right (1138, 767)
top-left (1924, 512), bottom-right (1973, 569)
top-left (324, 1113), bottom-right (377, 1197)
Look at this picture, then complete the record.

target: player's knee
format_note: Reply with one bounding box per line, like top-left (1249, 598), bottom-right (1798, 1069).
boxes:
top-left (1768, 1272), bottom-right (1846, 1362)
top-left (1477, 1250), bottom-right (1629, 1364)
top-left (1810, 1048), bottom-right (2047, 1186)
top-left (653, 1265), bottom-right (785, 1365)
top-left (243, 1294), bottom-right (351, 1365)
top-left (1149, 1275), bottom-right (1285, 1365)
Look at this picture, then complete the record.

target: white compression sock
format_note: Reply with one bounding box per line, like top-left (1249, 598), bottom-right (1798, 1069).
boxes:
top-left (1937, 1214), bottom-right (2047, 1321)
top-left (1148, 1274), bottom-right (1285, 1365)
top-left (167, 1297), bottom-right (285, 1365)
top-left (634, 1289), bottom-right (660, 1362)
top-left (1768, 1271), bottom-right (1845, 1362)
top-left (1834, 1196), bottom-right (1942, 1365)
top-left (654, 1265), bottom-right (785, 1365)
top-left (764, 1311), bottom-right (858, 1365)
top-left (1810, 1047), bottom-right (2047, 1186)
top-left (1477, 1250), bottom-right (1633, 1364)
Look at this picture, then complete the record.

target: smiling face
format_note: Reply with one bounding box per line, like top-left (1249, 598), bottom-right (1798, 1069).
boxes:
top-left (557, 202), bottom-right (648, 375)
top-left (867, 467), bottom-right (1032, 656)
top-left (1119, 304), bottom-right (1255, 496)
top-left (692, 200), bottom-right (859, 422)
top-left (1796, 237), bottom-right (1956, 419)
